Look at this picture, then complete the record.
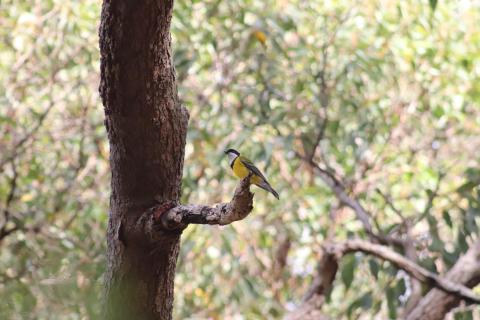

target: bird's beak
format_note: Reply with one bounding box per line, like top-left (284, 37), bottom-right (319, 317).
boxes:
top-left (223, 150), bottom-right (228, 154)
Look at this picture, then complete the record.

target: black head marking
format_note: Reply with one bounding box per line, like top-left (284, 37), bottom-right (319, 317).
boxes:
top-left (224, 148), bottom-right (240, 156)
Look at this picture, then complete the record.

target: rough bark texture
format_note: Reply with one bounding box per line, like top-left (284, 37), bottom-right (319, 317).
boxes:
top-left (160, 175), bottom-right (253, 228)
top-left (99, 1), bottom-right (189, 319)
top-left (406, 240), bottom-right (480, 320)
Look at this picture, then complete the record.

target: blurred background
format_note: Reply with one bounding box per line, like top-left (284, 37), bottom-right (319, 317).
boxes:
top-left (1, 0), bottom-right (480, 319)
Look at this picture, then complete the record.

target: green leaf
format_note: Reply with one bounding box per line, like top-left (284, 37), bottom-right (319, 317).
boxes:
top-left (442, 210), bottom-right (453, 229)
top-left (458, 181), bottom-right (479, 194)
top-left (441, 249), bottom-right (458, 268)
top-left (454, 310), bottom-right (473, 320)
top-left (368, 259), bottom-right (379, 279)
top-left (341, 254), bottom-right (356, 291)
top-left (457, 231), bottom-right (469, 253)
top-left (465, 209), bottom-right (478, 234)
top-left (429, 235), bottom-right (444, 253)
top-left (466, 168), bottom-right (480, 182)
top-left (432, 106), bottom-right (444, 118)
top-left (386, 286), bottom-right (397, 319)
top-left (347, 292), bottom-right (373, 317)
top-left (419, 257), bottom-right (438, 273)
top-left (395, 278), bottom-right (406, 295)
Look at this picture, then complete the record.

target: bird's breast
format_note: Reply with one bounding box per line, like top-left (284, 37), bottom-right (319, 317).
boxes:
top-left (232, 159), bottom-right (250, 179)
top-left (232, 159), bottom-right (262, 184)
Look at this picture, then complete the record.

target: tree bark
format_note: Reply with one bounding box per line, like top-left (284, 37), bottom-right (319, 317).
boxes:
top-left (284, 250), bottom-right (336, 320)
top-left (99, 1), bottom-right (188, 319)
top-left (286, 239), bottom-right (480, 320)
top-left (406, 240), bottom-right (480, 320)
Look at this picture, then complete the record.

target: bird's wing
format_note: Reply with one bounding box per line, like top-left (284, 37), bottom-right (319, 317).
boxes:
top-left (239, 156), bottom-right (268, 181)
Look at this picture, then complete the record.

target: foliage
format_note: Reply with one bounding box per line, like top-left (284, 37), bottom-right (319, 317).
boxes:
top-left (0, 1), bottom-right (106, 319)
top-left (1, 0), bottom-right (480, 319)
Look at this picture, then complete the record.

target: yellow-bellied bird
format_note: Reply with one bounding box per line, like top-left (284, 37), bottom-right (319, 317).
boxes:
top-left (225, 148), bottom-right (279, 199)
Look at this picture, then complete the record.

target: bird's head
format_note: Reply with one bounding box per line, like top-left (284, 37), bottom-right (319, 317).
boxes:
top-left (224, 148), bottom-right (240, 162)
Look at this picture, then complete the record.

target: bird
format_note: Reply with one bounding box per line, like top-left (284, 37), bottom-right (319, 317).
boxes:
top-left (224, 148), bottom-right (279, 199)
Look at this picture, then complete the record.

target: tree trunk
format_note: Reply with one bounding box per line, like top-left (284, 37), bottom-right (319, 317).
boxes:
top-left (406, 240), bottom-right (480, 320)
top-left (99, 1), bottom-right (188, 319)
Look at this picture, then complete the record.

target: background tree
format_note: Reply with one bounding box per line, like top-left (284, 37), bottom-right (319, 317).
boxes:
top-left (1, 0), bottom-right (480, 319)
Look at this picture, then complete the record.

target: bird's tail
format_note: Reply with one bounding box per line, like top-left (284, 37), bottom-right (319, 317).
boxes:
top-left (256, 181), bottom-right (280, 200)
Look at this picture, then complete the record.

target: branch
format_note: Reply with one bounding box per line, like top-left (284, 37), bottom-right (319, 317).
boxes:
top-left (299, 152), bottom-right (431, 312)
top-left (0, 96), bottom-right (54, 173)
top-left (373, 188), bottom-right (423, 312)
top-left (296, 153), bottom-right (372, 231)
top-left (297, 153), bottom-right (404, 245)
top-left (284, 242), bottom-right (343, 320)
top-left (0, 225), bottom-right (20, 243)
top-left (406, 239), bottom-right (480, 320)
top-left (287, 239), bottom-right (480, 320)
top-left (148, 174), bottom-right (254, 232)
top-left (328, 239), bottom-right (480, 304)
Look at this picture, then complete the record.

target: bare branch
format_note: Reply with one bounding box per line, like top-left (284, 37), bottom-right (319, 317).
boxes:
top-left (375, 188), bottom-right (405, 223)
top-left (0, 104), bottom-right (53, 174)
top-left (297, 153), bottom-right (384, 238)
top-left (0, 225), bottom-right (20, 243)
top-left (302, 250), bottom-right (338, 303)
top-left (406, 240), bottom-right (480, 320)
top-left (402, 229), bottom-right (423, 315)
top-left (374, 189), bottom-right (423, 313)
top-left (298, 153), bottom-right (373, 231)
top-left (307, 11), bottom-right (354, 164)
top-left (285, 251), bottom-right (334, 320)
top-left (297, 153), bottom-right (413, 249)
top-left (149, 174), bottom-right (254, 232)
top-left (288, 239), bottom-right (480, 320)
top-left (328, 239), bottom-right (480, 304)
top-left (414, 171), bottom-right (445, 225)
top-left (297, 149), bottom-right (431, 314)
